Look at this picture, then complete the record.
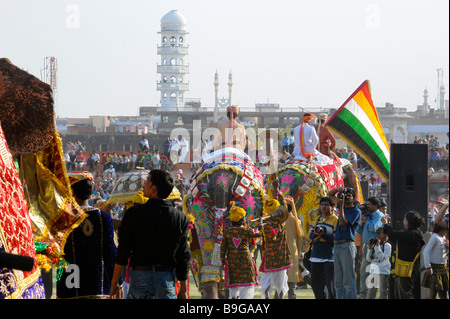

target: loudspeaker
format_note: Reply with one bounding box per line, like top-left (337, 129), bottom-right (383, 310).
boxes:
top-left (389, 144), bottom-right (428, 231)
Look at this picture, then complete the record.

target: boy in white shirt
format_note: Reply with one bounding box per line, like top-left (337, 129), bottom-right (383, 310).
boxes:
top-left (365, 226), bottom-right (391, 299)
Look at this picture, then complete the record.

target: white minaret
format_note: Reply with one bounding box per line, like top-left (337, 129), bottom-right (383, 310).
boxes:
top-left (157, 10), bottom-right (189, 109)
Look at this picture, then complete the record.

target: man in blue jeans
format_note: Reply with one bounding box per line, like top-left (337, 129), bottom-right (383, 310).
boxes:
top-left (109, 170), bottom-right (191, 299)
top-left (329, 187), bottom-right (361, 299)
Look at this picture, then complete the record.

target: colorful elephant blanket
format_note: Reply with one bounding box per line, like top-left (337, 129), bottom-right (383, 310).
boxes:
top-left (0, 124), bottom-right (45, 299)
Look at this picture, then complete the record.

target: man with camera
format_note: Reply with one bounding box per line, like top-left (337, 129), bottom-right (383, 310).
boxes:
top-left (328, 186), bottom-right (361, 299)
top-left (309, 197), bottom-right (338, 299)
top-left (357, 197), bottom-right (385, 299)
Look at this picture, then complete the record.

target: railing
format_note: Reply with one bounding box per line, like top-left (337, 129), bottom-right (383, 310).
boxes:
top-left (155, 106), bottom-right (330, 113)
top-left (156, 82), bottom-right (189, 91)
top-left (157, 64), bottom-right (189, 73)
top-left (157, 45), bottom-right (189, 55)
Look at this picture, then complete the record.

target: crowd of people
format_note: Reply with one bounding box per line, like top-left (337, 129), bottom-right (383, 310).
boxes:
top-left (413, 134), bottom-right (449, 171)
top-left (58, 120), bottom-right (448, 300)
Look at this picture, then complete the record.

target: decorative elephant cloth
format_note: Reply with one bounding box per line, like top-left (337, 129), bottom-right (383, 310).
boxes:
top-left (183, 148), bottom-right (266, 285)
top-left (0, 58), bottom-right (56, 156)
top-left (20, 132), bottom-right (87, 261)
top-left (0, 124), bottom-right (45, 299)
top-left (277, 158), bottom-right (345, 234)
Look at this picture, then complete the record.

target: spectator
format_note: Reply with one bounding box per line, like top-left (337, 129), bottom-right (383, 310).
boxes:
top-left (288, 131), bottom-right (295, 154)
top-left (383, 211), bottom-right (425, 299)
top-left (152, 149), bottom-right (161, 169)
top-left (139, 136), bottom-right (149, 151)
top-left (57, 172), bottom-right (118, 299)
top-left (365, 227), bottom-right (391, 299)
top-left (110, 170), bottom-right (191, 299)
top-left (68, 150), bottom-right (76, 172)
top-left (121, 154), bottom-right (129, 172)
top-left (75, 139), bottom-right (86, 153)
top-left (112, 153), bottom-right (119, 170)
top-left (429, 148), bottom-right (440, 169)
top-left (104, 164), bottom-right (116, 179)
top-left (281, 133), bottom-right (290, 153)
top-left (106, 152), bottom-right (113, 168)
top-left (129, 152), bottom-right (137, 171)
top-left (75, 151), bottom-right (86, 170)
top-left (421, 222), bottom-right (449, 299)
top-left (309, 196), bottom-right (338, 299)
top-left (144, 151), bottom-right (152, 169)
top-left (162, 137), bottom-right (171, 158)
top-left (328, 186), bottom-right (362, 299)
top-left (89, 151), bottom-right (100, 172)
top-left (348, 149), bottom-right (358, 170)
top-left (170, 137), bottom-right (181, 164)
top-left (341, 148), bottom-right (349, 159)
top-left (66, 140), bottom-right (76, 153)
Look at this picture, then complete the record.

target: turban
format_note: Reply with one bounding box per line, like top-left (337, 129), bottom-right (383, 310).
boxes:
top-left (229, 201), bottom-right (246, 222)
top-left (318, 113), bottom-right (328, 121)
top-left (264, 198), bottom-right (280, 216)
top-left (67, 171), bottom-right (93, 186)
top-left (301, 113), bottom-right (315, 123)
top-left (227, 105), bottom-right (239, 115)
top-left (166, 187), bottom-right (181, 200)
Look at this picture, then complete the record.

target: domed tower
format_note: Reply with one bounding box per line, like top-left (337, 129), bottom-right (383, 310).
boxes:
top-left (157, 10), bottom-right (189, 109)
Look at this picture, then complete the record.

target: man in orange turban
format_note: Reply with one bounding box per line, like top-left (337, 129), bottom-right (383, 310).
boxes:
top-left (293, 113), bottom-right (333, 165)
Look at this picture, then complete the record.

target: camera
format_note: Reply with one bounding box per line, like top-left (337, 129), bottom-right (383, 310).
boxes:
top-left (368, 237), bottom-right (378, 246)
top-left (314, 225), bottom-right (325, 233)
top-left (337, 192), bottom-right (345, 199)
top-left (359, 203), bottom-right (369, 217)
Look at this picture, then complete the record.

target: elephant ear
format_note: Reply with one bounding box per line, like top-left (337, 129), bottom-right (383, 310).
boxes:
top-left (0, 58), bottom-right (56, 155)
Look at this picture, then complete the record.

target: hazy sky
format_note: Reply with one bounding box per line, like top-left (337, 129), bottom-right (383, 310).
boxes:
top-left (1, 0), bottom-right (448, 118)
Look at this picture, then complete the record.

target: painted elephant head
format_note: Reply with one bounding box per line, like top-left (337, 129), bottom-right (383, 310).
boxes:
top-left (274, 159), bottom-right (359, 234)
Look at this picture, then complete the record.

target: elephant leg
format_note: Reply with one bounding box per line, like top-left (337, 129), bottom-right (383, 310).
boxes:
top-left (202, 281), bottom-right (218, 299)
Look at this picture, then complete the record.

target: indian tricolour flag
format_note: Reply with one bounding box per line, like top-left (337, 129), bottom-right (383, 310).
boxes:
top-left (326, 80), bottom-right (390, 181)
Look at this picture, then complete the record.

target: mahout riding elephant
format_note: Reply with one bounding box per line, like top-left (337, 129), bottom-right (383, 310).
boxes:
top-left (183, 149), bottom-right (266, 299)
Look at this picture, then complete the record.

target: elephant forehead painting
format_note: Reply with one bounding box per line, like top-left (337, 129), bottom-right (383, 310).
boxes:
top-left (277, 158), bottom-right (347, 233)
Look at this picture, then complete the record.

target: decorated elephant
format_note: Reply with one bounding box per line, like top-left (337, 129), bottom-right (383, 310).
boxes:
top-left (269, 157), bottom-right (361, 234)
top-left (0, 58), bottom-right (85, 299)
top-left (183, 148), bottom-right (266, 299)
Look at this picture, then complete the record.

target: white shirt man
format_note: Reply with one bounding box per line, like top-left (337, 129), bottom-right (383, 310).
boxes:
top-left (293, 113), bottom-right (333, 165)
top-left (129, 152), bottom-right (137, 170)
top-left (170, 138), bottom-right (181, 164)
top-left (152, 150), bottom-right (161, 169)
top-left (139, 137), bottom-right (149, 151)
top-left (104, 165), bottom-right (116, 179)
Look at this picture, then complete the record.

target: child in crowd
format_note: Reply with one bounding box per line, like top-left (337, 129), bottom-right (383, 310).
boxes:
top-left (365, 226), bottom-right (391, 299)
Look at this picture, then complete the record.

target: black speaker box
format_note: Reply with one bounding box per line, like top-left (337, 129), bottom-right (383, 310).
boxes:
top-left (389, 144), bottom-right (428, 231)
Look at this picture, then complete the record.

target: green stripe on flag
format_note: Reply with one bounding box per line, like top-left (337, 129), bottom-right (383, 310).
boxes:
top-left (336, 108), bottom-right (390, 172)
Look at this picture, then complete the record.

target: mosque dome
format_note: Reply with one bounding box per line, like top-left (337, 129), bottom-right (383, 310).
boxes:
top-left (161, 10), bottom-right (187, 31)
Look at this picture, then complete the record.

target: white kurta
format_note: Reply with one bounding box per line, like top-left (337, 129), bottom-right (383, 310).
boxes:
top-left (293, 123), bottom-right (333, 165)
top-left (179, 139), bottom-right (189, 163)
